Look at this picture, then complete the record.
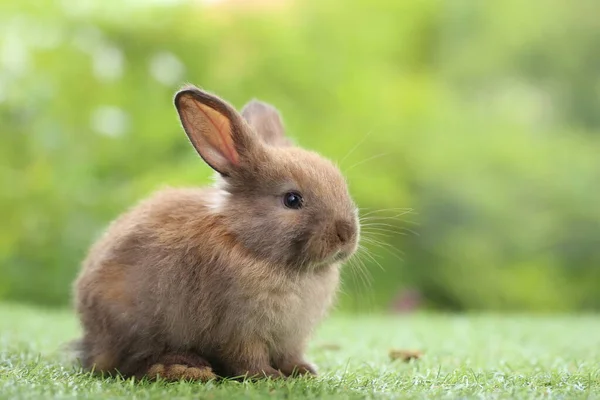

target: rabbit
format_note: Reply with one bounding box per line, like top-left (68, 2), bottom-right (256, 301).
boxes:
top-left (73, 85), bottom-right (360, 381)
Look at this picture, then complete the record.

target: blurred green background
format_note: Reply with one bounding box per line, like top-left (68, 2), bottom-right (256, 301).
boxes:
top-left (1, 0), bottom-right (599, 313)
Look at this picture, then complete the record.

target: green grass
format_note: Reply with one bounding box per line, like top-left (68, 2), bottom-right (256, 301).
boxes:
top-left (1, 303), bottom-right (599, 399)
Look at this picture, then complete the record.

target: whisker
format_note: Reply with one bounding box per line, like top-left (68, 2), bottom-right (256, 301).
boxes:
top-left (361, 207), bottom-right (414, 212)
top-left (360, 213), bottom-right (415, 222)
top-left (342, 252), bottom-right (378, 312)
top-left (344, 152), bottom-right (389, 174)
top-left (361, 231), bottom-right (393, 239)
top-left (360, 244), bottom-right (385, 259)
top-left (344, 258), bottom-right (362, 289)
top-left (362, 227), bottom-right (408, 236)
top-left (354, 247), bottom-right (374, 285)
top-left (362, 224), bottom-right (420, 236)
top-left (361, 226), bottom-right (416, 236)
top-left (361, 237), bottom-right (405, 262)
top-left (361, 220), bottom-right (420, 228)
top-left (360, 217), bottom-right (414, 224)
top-left (358, 245), bottom-right (385, 271)
top-left (361, 222), bottom-right (409, 229)
top-left (359, 208), bottom-right (414, 218)
top-left (339, 130), bottom-right (373, 167)
top-left (361, 235), bottom-right (403, 251)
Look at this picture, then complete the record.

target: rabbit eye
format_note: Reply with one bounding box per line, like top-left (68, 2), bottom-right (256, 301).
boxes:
top-left (283, 192), bottom-right (303, 209)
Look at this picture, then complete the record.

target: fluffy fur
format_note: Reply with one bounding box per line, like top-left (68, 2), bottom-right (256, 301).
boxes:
top-left (73, 86), bottom-right (360, 381)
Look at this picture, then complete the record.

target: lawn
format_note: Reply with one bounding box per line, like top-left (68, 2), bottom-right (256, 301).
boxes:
top-left (1, 303), bottom-right (599, 399)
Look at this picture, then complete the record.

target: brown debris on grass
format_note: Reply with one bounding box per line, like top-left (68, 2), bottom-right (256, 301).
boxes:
top-left (389, 349), bottom-right (423, 362)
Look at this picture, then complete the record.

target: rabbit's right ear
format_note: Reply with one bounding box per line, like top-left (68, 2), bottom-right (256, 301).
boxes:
top-left (241, 100), bottom-right (291, 146)
top-left (175, 86), bottom-right (259, 177)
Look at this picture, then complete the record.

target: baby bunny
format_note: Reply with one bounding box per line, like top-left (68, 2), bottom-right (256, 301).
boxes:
top-left (73, 86), bottom-right (360, 381)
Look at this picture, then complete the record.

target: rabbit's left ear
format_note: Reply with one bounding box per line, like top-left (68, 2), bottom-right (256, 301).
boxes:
top-left (174, 86), bottom-right (260, 177)
top-left (242, 100), bottom-right (292, 147)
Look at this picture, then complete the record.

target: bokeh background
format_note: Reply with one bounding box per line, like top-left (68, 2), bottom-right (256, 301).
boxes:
top-left (2, 0), bottom-right (600, 313)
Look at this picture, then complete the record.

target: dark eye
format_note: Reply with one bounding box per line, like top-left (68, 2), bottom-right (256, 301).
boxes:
top-left (283, 192), bottom-right (303, 209)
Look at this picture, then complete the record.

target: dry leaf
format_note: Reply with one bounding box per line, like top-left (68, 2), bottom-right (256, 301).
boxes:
top-left (389, 349), bottom-right (423, 362)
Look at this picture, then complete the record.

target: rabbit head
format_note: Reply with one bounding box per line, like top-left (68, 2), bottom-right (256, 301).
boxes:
top-left (175, 86), bottom-right (359, 270)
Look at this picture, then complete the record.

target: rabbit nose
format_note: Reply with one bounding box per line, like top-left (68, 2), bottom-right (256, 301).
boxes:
top-left (335, 220), bottom-right (355, 244)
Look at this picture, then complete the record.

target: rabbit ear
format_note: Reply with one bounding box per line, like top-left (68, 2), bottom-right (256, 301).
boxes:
top-left (241, 99), bottom-right (291, 146)
top-left (175, 86), bottom-right (257, 176)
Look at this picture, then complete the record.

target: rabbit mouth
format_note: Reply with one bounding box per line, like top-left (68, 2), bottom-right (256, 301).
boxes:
top-left (324, 248), bottom-right (353, 265)
top-left (295, 229), bottom-right (359, 269)
top-left (324, 235), bottom-right (360, 265)
top-left (303, 250), bottom-right (346, 270)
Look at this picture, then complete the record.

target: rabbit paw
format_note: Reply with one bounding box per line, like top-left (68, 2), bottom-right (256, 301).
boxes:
top-left (278, 361), bottom-right (318, 377)
top-left (147, 363), bottom-right (216, 381)
top-left (146, 353), bottom-right (216, 382)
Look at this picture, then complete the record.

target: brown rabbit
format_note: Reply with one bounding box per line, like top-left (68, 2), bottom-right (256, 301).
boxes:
top-left (73, 86), bottom-right (360, 381)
